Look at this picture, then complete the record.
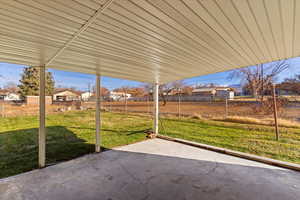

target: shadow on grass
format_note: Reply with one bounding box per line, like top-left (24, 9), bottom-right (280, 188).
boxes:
top-left (0, 126), bottom-right (95, 179)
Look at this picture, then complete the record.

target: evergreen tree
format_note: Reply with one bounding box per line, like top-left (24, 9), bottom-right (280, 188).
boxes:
top-left (18, 66), bottom-right (55, 98)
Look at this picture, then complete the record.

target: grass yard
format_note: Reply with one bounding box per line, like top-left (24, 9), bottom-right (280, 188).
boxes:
top-left (160, 117), bottom-right (300, 164)
top-left (1, 110), bottom-right (300, 179)
top-left (0, 111), bottom-right (151, 178)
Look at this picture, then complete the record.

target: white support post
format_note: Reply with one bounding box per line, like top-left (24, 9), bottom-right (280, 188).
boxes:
top-left (39, 66), bottom-right (46, 168)
top-left (153, 83), bottom-right (159, 135)
top-left (95, 75), bottom-right (101, 152)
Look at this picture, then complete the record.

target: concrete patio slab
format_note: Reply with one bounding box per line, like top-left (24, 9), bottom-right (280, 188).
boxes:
top-left (1, 138), bottom-right (299, 200)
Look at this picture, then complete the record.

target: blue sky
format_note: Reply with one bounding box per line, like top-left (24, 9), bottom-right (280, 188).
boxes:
top-left (184, 57), bottom-right (300, 86)
top-left (1, 56), bottom-right (300, 91)
top-left (0, 63), bottom-right (142, 91)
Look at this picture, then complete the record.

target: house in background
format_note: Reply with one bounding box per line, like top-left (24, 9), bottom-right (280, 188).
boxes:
top-left (53, 89), bottom-right (81, 101)
top-left (192, 88), bottom-right (216, 96)
top-left (26, 96), bottom-right (52, 105)
top-left (192, 87), bottom-right (235, 100)
top-left (109, 91), bottom-right (131, 101)
top-left (168, 88), bottom-right (186, 96)
top-left (0, 89), bottom-right (20, 101)
top-left (229, 84), bottom-right (244, 96)
top-left (81, 92), bottom-right (94, 101)
top-left (215, 88), bottom-right (235, 100)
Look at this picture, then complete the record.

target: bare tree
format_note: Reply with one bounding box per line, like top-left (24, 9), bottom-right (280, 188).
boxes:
top-left (120, 86), bottom-right (130, 113)
top-left (160, 80), bottom-right (186, 106)
top-left (230, 60), bottom-right (289, 98)
top-left (142, 81), bottom-right (186, 106)
top-left (170, 80), bottom-right (185, 90)
top-left (142, 83), bottom-right (152, 94)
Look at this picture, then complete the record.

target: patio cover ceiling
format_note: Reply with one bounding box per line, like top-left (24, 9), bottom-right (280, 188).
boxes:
top-left (0, 0), bottom-right (298, 83)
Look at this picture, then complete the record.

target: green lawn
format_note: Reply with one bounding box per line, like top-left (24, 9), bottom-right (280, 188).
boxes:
top-left (0, 111), bottom-right (151, 178)
top-left (160, 117), bottom-right (300, 164)
top-left (1, 110), bottom-right (300, 179)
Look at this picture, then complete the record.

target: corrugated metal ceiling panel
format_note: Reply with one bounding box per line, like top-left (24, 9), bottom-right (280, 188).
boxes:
top-left (0, 0), bottom-right (298, 83)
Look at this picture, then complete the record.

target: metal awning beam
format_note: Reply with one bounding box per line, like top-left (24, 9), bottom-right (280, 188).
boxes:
top-left (44, 0), bottom-right (114, 67)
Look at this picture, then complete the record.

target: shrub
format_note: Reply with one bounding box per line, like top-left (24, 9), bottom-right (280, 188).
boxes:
top-left (191, 113), bottom-right (202, 120)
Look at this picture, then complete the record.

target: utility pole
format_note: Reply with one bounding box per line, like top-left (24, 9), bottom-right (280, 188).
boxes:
top-left (88, 82), bottom-right (91, 93)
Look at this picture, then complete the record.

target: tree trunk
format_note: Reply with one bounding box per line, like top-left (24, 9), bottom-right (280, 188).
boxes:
top-left (251, 83), bottom-right (258, 98)
top-left (160, 93), bottom-right (166, 106)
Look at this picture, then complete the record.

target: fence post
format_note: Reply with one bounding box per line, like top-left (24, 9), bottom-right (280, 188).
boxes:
top-left (0, 102), bottom-right (4, 117)
top-left (272, 84), bottom-right (279, 141)
top-left (109, 99), bottom-right (112, 112)
top-left (147, 95), bottom-right (150, 115)
top-left (225, 96), bottom-right (228, 118)
top-left (177, 92), bottom-right (181, 119)
top-left (125, 92), bottom-right (127, 113)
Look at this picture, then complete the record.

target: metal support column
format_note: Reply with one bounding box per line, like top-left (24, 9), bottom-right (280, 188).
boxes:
top-left (95, 75), bottom-right (101, 152)
top-left (39, 66), bottom-right (46, 168)
top-left (153, 83), bottom-right (159, 135)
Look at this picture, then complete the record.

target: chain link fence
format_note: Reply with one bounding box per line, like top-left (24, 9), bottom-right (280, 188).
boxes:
top-left (1, 78), bottom-right (300, 178)
top-left (156, 92), bottom-right (300, 164)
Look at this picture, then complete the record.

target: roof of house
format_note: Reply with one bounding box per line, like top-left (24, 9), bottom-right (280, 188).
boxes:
top-left (192, 88), bottom-right (216, 93)
top-left (110, 91), bottom-right (131, 95)
top-left (81, 91), bottom-right (93, 94)
top-left (53, 89), bottom-right (82, 96)
top-left (0, 89), bottom-right (19, 95)
top-left (215, 87), bottom-right (233, 91)
top-left (192, 87), bottom-right (235, 93)
top-left (0, 89), bottom-right (9, 95)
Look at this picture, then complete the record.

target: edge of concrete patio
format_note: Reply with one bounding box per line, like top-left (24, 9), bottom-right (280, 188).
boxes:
top-left (1, 138), bottom-right (300, 200)
top-left (157, 135), bottom-right (300, 172)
